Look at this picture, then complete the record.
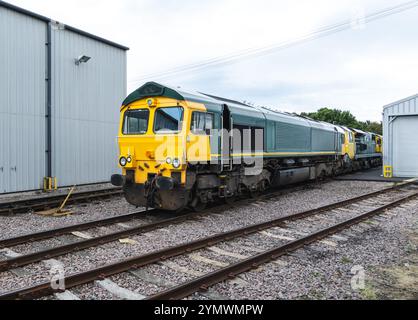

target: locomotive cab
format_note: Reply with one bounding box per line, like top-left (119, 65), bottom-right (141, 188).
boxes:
top-left (338, 126), bottom-right (356, 165)
top-left (374, 135), bottom-right (383, 153)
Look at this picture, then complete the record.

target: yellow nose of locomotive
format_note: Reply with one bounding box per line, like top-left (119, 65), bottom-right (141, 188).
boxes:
top-left (112, 139), bottom-right (188, 210)
top-left (117, 145), bottom-right (186, 185)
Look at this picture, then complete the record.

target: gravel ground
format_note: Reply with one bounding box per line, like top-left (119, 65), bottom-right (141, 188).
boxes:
top-left (0, 183), bottom-right (117, 203)
top-left (2, 179), bottom-right (412, 300)
top-left (0, 196), bottom-right (142, 241)
top-left (2, 222), bottom-right (149, 257)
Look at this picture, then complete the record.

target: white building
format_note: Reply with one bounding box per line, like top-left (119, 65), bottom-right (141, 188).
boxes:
top-left (0, 1), bottom-right (128, 193)
top-left (383, 94), bottom-right (418, 178)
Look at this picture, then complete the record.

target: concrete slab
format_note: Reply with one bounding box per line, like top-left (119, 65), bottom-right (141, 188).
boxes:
top-left (189, 254), bottom-right (229, 268)
top-left (130, 269), bottom-right (175, 288)
top-left (71, 231), bottom-right (93, 240)
top-left (117, 223), bottom-right (132, 229)
top-left (159, 261), bottom-right (204, 277)
top-left (200, 290), bottom-right (231, 301)
top-left (208, 246), bottom-right (249, 260)
top-left (55, 291), bottom-right (81, 301)
top-left (10, 267), bottom-right (32, 277)
top-left (334, 167), bottom-right (409, 183)
top-left (0, 248), bottom-right (21, 258)
top-left (260, 231), bottom-right (296, 241)
top-left (96, 279), bottom-right (146, 300)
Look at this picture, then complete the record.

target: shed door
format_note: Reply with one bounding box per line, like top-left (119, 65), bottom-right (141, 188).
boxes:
top-left (393, 116), bottom-right (418, 177)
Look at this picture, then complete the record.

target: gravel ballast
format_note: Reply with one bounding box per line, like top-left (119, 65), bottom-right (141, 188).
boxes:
top-left (2, 179), bottom-right (417, 300)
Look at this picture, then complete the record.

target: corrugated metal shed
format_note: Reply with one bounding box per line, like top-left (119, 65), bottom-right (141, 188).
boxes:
top-left (0, 5), bottom-right (47, 193)
top-left (0, 1), bottom-right (128, 193)
top-left (383, 94), bottom-right (418, 178)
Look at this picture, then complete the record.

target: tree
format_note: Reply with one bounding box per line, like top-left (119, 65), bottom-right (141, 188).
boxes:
top-left (301, 108), bottom-right (382, 135)
top-left (358, 121), bottom-right (383, 135)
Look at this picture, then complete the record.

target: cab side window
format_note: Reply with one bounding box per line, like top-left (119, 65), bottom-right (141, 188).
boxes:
top-left (191, 112), bottom-right (214, 135)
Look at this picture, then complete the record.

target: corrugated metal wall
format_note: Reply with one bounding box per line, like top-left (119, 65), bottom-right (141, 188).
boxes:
top-left (51, 28), bottom-right (127, 186)
top-left (383, 94), bottom-right (418, 177)
top-left (0, 6), bottom-right (47, 193)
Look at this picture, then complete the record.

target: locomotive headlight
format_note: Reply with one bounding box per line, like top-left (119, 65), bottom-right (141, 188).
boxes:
top-left (172, 158), bottom-right (181, 169)
top-left (119, 157), bottom-right (128, 167)
top-left (166, 157), bottom-right (172, 165)
top-left (127, 156), bottom-right (132, 163)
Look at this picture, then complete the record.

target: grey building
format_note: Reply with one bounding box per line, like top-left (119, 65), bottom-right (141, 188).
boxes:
top-left (383, 94), bottom-right (418, 178)
top-left (0, 1), bottom-right (128, 193)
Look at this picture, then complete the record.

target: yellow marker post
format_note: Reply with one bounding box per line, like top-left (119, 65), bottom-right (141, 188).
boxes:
top-left (43, 177), bottom-right (58, 192)
top-left (384, 166), bottom-right (393, 178)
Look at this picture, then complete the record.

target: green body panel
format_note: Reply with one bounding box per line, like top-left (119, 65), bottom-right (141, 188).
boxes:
top-left (261, 111), bottom-right (337, 155)
top-left (124, 83), bottom-right (339, 157)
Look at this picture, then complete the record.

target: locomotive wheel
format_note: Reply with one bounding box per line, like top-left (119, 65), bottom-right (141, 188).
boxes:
top-left (174, 207), bottom-right (187, 214)
top-left (190, 197), bottom-right (207, 212)
top-left (237, 184), bottom-right (247, 199)
top-left (249, 186), bottom-right (260, 199)
top-left (259, 180), bottom-right (269, 193)
top-left (224, 194), bottom-right (236, 205)
top-left (316, 170), bottom-right (326, 182)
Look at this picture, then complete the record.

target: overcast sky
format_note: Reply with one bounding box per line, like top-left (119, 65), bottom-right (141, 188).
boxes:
top-left (6, 0), bottom-right (418, 121)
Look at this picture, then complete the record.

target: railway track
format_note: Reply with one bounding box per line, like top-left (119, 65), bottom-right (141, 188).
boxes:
top-left (0, 181), bottom-right (416, 300)
top-left (0, 179), bottom-right (332, 259)
top-left (0, 187), bottom-right (123, 215)
top-left (147, 190), bottom-right (418, 300)
top-left (0, 184), bottom-right (318, 271)
top-left (0, 180), bottom-right (413, 272)
top-left (0, 210), bottom-right (156, 249)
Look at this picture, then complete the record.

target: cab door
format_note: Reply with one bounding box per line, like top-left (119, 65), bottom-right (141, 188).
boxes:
top-left (347, 132), bottom-right (356, 159)
top-left (187, 111), bottom-right (213, 164)
top-left (375, 136), bottom-right (383, 153)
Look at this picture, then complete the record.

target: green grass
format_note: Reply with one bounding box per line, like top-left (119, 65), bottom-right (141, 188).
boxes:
top-left (360, 286), bottom-right (378, 300)
top-left (341, 257), bottom-right (353, 264)
top-left (405, 242), bottom-right (417, 254)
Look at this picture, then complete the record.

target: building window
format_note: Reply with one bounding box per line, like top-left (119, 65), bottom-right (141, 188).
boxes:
top-left (154, 107), bottom-right (184, 134)
top-left (191, 112), bottom-right (214, 135)
top-left (123, 109), bottom-right (149, 135)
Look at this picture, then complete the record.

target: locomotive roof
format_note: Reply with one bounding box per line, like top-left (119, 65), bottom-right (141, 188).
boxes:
top-left (199, 93), bottom-right (251, 107)
top-left (351, 128), bottom-right (369, 135)
top-left (125, 82), bottom-right (303, 117)
top-left (123, 83), bottom-right (357, 134)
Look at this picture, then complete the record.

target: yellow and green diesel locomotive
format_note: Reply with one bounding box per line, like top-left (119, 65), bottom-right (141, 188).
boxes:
top-left (111, 82), bottom-right (382, 211)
